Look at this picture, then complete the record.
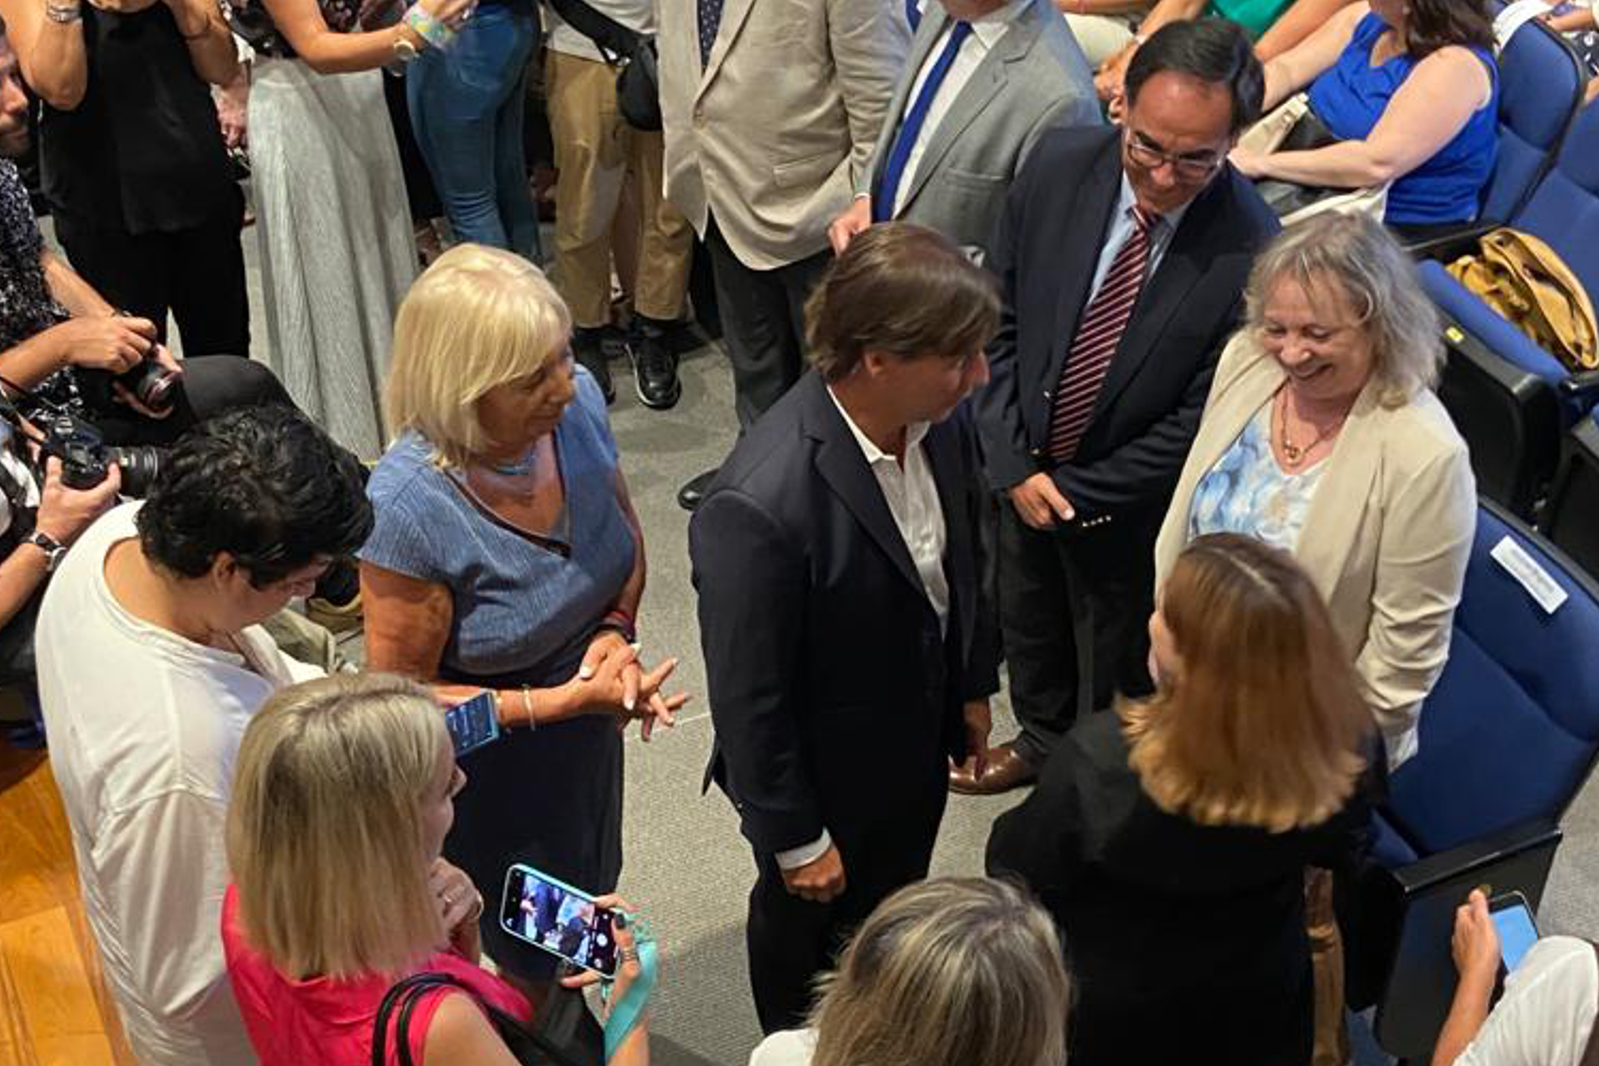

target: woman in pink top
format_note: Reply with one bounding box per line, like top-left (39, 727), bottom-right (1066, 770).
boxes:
top-left (221, 672), bottom-right (653, 1066)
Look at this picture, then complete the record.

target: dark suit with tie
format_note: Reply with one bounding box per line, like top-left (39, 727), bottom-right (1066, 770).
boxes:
top-left (690, 371), bottom-right (1000, 1033)
top-left (975, 125), bottom-right (1277, 764)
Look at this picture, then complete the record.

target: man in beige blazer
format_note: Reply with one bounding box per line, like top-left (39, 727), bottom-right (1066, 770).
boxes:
top-left (658, 0), bottom-right (909, 509)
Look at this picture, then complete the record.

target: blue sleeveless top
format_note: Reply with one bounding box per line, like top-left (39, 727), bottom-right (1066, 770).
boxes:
top-left (1307, 13), bottom-right (1498, 225)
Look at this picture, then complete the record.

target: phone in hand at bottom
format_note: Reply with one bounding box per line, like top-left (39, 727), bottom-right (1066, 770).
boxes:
top-left (500, 863), bottom-right (618, 977)
top-left (1488, 891), bottom-right (1539, 972)
top-left (445, 691), bottom-right (500, 758)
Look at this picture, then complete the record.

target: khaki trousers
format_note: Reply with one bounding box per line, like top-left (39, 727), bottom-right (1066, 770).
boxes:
top-left (545, 49), bottom-right (693, 327)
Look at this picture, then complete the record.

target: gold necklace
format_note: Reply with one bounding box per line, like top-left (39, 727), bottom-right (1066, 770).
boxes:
top-left (1276, 388), bottom-right (1342, 468)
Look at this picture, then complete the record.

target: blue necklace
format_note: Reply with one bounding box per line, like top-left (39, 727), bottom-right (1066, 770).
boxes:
top-left (488, 446), bottom-right (538, 477)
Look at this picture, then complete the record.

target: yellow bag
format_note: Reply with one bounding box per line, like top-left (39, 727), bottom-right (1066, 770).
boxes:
top-left (1447, 228), bottom-right (1599, 372)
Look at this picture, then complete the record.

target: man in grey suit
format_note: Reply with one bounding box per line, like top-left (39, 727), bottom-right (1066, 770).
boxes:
top-left (658, 0), bottom-right (908, 510)
top-left (828, 0), bottom-right (1100, 263)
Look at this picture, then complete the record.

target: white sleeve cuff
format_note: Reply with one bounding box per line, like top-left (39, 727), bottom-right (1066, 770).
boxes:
top-left (776, 829), bottom-right (832, 870)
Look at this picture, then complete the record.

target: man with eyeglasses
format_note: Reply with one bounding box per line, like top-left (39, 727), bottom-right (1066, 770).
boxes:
top-left (959, 18), bottom-right (1278, 794)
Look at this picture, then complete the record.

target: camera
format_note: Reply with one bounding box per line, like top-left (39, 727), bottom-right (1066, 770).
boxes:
top-left (35, 411), bottom-right (162, 497)
top-left (77, 355), bottom-right (181, 415)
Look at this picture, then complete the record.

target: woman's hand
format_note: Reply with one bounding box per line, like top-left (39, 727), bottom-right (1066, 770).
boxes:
top-left (46, 314), bottom-right (157, 374)
top-left (430, 857), bottom-right (484, 960)
top-left (568, 632), bottom-right (688, 740)
top-left (34, 457), bottom-right (120, 546)
top-left (1450, 889), bottom-right (1501, 986)
top-left (1096, 41), bottom-right (1137, 109)
top-left (559, 894), bottom-right (649, 1010)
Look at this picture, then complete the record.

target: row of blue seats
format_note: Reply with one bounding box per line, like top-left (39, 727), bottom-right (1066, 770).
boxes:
top-left (1346, 12), bottom-right (1599, 1059)
top-left (1413, 3), bottom-right (1599, 584)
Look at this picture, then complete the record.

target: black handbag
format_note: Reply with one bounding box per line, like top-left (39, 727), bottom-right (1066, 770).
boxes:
top-left (546, 0), bottom-right (662, 132)
top-left (371, 971), bottom-right (604, 1066)
top-left (1252, 107), bottom-right (1347, 220)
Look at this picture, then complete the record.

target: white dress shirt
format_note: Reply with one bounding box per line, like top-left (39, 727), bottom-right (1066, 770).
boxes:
top-left (776, 389), bottom-right (951, 870)
top-left (886, 1), bottom-right (1026, 217)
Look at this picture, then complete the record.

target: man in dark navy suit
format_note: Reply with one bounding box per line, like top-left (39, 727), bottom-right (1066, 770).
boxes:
top-left (960, 18), bottom-right (1280, 794)
top-left (690, 223), bottom-right (1002, 1034)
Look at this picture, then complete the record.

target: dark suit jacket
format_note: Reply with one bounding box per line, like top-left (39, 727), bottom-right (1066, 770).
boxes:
top-left (690, 373), bottom-right (1001, 856)
top-left (976, 126), bottom-right (1279, 524)
top-left (986, 712), bottom-right (1382, 1066)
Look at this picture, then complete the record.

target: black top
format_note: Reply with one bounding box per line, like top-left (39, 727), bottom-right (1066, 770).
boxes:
top-left (40, 3), bottom-right (236, 234)
top-left (986, 711), bottom-right (1382, 1066)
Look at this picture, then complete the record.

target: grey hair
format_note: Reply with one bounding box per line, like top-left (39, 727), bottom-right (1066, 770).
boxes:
top-left (1244, 212), bottom-right (1442, 408)
top-left (808, 877), bottom-right (1071, 1066)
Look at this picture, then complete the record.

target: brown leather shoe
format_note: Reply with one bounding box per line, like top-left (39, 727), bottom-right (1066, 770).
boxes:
top-left (949, 742), bottom-right (1037, 796)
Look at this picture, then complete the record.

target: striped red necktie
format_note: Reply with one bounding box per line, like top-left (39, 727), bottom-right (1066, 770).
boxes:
top-left (1047, 205), bottom-right (1157, 465)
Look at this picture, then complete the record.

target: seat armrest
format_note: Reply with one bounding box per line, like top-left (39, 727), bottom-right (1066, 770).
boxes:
top-left (1559, 369), bottom-right (1599, 402)
top-left (1388, 817), bottom-right (1561, 893)
top-left (1401, 221), bottom-right (1498, 262)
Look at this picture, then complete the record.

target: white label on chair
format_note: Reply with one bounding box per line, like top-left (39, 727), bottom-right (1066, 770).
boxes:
top-left (1491, 535), bottom-right (1568, 615)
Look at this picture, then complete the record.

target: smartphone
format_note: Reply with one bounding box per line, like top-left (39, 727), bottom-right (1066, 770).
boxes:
top-left (1488, 891), bottom-right (1540, 972)
top-left (500, 864), bottom-right (618, 977)
top-left (444, 691), bottom-right (500, 758)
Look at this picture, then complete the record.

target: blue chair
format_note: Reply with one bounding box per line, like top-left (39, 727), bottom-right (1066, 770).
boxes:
top-left (1418, 95), bottom-right (1599, 516)
top-left (1352, 501), bottom-right (1599, 1062)
top-left (1541, 413), bottom-right (1599, 581)
top-left (1480, 7), bottom-right (1588, 224)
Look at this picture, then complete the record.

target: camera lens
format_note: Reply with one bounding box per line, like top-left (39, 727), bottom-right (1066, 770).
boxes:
top-left (106, 446), bottom-right (161, 498)
top-left (126, 362), bottom-right (179, 414)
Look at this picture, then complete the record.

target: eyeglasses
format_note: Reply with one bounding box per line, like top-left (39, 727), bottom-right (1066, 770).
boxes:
top-left (1124, 131), bottom-right (1224, 182)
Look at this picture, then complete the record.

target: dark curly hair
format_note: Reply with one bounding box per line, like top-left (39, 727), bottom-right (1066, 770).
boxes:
top-left (136, 405), bottom-right (373, 588)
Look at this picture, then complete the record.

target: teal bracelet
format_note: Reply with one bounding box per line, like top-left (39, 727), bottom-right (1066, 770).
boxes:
top-left (402, 4), bottom-right (453, 48)
top-left (601, 915), bottom-right (657, 1061)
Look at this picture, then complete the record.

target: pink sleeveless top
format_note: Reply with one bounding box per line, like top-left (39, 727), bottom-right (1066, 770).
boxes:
top-left (222, 885), bottom-right (534, 1066)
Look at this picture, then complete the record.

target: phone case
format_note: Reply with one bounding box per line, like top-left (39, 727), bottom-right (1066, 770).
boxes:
top-left (499, 863), bottom-right (619, 977)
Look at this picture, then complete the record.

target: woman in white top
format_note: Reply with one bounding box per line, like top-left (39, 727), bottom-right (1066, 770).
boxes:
top-left (749, 877), bottom-right (1071, 1066)
top-left (1435, 889), bottom-right (1599, 1066)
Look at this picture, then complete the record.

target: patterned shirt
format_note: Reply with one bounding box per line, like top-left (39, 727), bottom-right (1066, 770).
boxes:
top-left (1188, 402), bottom-right (1328, 553)
top-left (0, 158), bottom-right (79, 411)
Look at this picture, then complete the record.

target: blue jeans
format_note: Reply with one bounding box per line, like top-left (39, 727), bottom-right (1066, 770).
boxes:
top-left (406, 2), bottom-right (541, 258)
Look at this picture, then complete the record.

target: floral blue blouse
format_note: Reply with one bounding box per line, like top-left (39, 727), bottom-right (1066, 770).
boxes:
top-left (1188, 404), bottom-right (1328, 552)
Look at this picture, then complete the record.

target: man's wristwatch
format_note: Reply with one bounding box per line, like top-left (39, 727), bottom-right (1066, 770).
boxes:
top-left (45, 1), bottom-right (83, 23)
top-left (23, 530), bottom-right (67, 572)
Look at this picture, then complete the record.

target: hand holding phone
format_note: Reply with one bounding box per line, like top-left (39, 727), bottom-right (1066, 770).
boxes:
top-left (501, 864), bottom-right (619, 977)
top-left (1488, 891), bottom-right (1540, 972)
top-left (445, 691), bottom-right (501, 758)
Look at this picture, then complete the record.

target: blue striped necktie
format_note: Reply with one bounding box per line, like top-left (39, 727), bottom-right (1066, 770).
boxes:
top-left (873, 21), bottom-right (972, 223)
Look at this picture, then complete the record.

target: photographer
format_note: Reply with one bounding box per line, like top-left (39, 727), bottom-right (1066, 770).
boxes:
top-left (0, 0), bottom-right (250, 357)
top-left (0, 28), bottom-right (291, 449)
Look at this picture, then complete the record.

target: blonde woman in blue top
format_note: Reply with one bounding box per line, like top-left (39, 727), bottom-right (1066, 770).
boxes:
top-left (360, 244), bottom-right (686, 992)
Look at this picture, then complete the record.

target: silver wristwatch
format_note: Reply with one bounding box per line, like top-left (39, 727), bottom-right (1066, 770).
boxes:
top-left (45, 2), bottom-right (83, 23)
top-left (24, 530), bottom-right (67, 572)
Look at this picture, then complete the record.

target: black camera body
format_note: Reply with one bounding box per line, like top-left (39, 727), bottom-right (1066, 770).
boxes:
top-left (35, 411), bottom-right (161, 497)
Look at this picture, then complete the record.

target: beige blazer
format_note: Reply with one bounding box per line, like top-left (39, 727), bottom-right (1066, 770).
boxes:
top-left (1154, 331), bottom-right (1477, 767)
top-left (657, 0), bottom-right (908, 270)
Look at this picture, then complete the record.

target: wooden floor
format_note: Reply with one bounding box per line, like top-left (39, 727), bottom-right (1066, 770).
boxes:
top-left (0, 738), bottom-right (134, 1066)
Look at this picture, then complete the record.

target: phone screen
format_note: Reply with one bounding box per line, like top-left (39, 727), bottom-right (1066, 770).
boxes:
top-left (445, 692), bottom-right (500, 758)
top-left (1489, 895), bottom-right (1539, 972)
top-left (500, 865), bottom-right (619, 977)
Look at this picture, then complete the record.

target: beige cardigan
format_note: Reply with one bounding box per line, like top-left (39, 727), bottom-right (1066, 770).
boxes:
top-left (1154, 332), bottom-right (1477, 767)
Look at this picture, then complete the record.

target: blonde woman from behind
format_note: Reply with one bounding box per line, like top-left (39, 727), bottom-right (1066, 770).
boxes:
top-left (750, 877), bottom-right (1072, 1066)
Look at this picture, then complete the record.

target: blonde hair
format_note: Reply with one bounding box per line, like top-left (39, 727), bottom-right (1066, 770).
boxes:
top-left (1245, 212), bottom-right (1443, 408)
top-left (383, 243), bottom-right (572, 468)
top-left (1122, 534), bottom-right (1373, 833)
top-left (809, 878), bottom-right (1071, 1066)
top-left (226, 673), bottom-right (449, 980)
